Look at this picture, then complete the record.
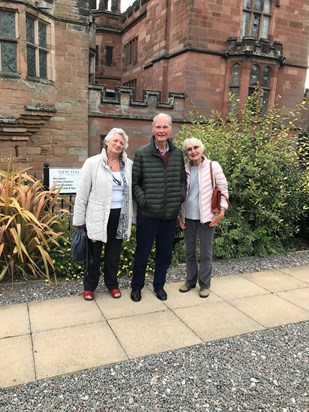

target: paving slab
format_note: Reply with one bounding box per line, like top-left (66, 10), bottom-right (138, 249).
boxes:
top-left (229, 294), bottom-right (309, 328)
top-left (210, 275), bottom-right (269, 300)
top-left (242, 270), bottom-right (308, 292)
top-left (0, 335), bottom-right (35, 388)
top-left (109, 310), bottom-right (202, 358)
top-left (163, 282), bottom-right (222, 309)
top-left (0, 303), bottom-right (29, 339)
top-left (279, 265), bottom-right (309, 283)
top-left (95, 287), bottom-right (167, 320)
top-left (277, 287), bottom-right (309, 311)
top-left (174, 300), bottom-right (264, 342)
top-left (29, 295), bottom-right (104, 332)
top-left (33, 321), bottom-right (128, 380)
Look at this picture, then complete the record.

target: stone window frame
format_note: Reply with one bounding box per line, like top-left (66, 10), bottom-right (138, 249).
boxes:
top-left (227, 61), bottom-right (272, 114)
top-left (248, 63), bottom-right (272, 113)
top-left (241, 0), bottom-right (272, 40)
top-left (105, 45), bottom-right (113, 66)
top-left (0, 5), bottom-right (53, 82)
top-left (229, 63), bottom-right (242, 113)
top-left (0, 9), bottom-right (18, 76)
top-left (26, 14), bottom-right (49, 80)
top-left (124, 37), bottom-right (138, 68)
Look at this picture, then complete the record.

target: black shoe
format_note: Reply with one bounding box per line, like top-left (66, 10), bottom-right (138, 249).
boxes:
top-left (154, 288), bottom-right (167, 301)
top-left (131, 289), bottom-right (141, 302)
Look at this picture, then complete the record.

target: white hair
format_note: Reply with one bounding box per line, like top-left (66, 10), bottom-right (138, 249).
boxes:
top-left (104, 128), bottom-right (129, 149)
top-left (152, 113), bottom-right (172, 127)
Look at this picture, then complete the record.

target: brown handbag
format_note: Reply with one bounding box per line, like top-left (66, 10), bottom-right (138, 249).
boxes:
top-left (210, 161), bottom-right (232, 213)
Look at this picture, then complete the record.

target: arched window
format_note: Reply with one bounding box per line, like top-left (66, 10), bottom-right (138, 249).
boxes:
top-left (241, 0), bottom-right (272, 39)
top-left (229, 64), bottom-right (241, 112)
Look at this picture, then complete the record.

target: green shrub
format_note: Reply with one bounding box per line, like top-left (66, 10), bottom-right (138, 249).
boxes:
top-left (0, 166), bottom-right (69, 283)
top-left (175, 95), bottom-right (308, 258)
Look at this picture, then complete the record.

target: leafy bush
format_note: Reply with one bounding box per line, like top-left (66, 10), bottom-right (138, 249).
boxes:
top-left (175, 95), bottom-right (308, 258)
top-left (0, 167), bottom-right (69, 282)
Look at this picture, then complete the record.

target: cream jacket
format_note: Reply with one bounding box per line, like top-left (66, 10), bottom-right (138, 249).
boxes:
top-left (72, 148), bottom-right (133, 242)
top-left (180, 157), bottom-right (230, 223)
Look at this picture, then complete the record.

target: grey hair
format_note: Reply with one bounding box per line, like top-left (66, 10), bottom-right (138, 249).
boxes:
top-left (152, 113), bottom-right (172, 127)
top-left (183, 137), bottom-right (205, 153)
top-left (104, 128), bottom-right (129, 149)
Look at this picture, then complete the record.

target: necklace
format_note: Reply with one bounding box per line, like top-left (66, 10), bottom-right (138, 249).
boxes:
top-left (107, 158), bottom-right (119, 170)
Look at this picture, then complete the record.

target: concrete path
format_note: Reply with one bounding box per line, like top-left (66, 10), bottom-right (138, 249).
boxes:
top-left (0, 265), bottom-right (308, 388)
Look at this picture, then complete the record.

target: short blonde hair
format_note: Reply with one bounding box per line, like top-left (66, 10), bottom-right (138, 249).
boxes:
top-left (183, 137), bottom-right (205, 153)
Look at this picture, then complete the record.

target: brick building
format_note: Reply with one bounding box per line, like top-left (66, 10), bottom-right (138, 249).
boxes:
top-left (0, 0), bottom-right (308, 173)
top-left (0, 0), bottom-right (93, 175)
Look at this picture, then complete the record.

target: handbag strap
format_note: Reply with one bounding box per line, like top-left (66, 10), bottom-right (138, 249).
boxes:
top-left (210, 161), bottom-right (215, 189)
top-left (210, 161), bottom-right (232, 209)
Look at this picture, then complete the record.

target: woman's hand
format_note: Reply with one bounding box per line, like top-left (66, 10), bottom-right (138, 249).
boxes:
top-left (209, 209), bottom-right (225, 227)
top-left (178, 217), bottom-right (186, 230)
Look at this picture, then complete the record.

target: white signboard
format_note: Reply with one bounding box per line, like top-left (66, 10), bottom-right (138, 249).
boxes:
top-left (49, 168), bottom-right (81, 194)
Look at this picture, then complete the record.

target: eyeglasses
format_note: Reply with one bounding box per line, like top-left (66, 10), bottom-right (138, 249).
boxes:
top-left (112, 175), bottom-right (122, 186)
top-left (186, 145), bottom-right (200, 152)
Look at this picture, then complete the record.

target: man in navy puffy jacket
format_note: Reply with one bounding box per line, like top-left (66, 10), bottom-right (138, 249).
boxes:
top-left (131, 113), bottom-right (186, 302)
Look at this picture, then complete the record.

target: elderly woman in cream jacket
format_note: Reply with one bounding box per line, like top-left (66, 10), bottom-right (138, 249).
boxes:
top-left (73, 128), bottom-right (133, 301)
top-left (178, 137), bottom-right (230, 298)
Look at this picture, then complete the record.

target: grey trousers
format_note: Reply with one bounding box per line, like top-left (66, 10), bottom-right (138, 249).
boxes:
top-left (184, 218), bottom-right (215, 290)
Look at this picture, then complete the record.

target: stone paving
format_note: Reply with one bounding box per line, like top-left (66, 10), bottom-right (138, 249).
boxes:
top-left (0, 265), bottom-right (308, 388)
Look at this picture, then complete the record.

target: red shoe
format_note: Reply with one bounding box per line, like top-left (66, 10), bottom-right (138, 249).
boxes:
top-left (83, 290), bottom-right (94, 300)
top-left (110, 288), bottom-right (121, 298)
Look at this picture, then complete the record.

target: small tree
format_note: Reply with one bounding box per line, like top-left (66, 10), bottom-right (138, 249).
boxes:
top-left (176, 95), bottom-right (308, 258)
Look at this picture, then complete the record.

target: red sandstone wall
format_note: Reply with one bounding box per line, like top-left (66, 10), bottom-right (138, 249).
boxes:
top-left (0, 0), bottom-right (90, 175)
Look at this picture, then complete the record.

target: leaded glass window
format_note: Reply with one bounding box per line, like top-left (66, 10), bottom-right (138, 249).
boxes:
top-left (0, 10), bottom-right (17, 73)
top-left (241, 0), bottom-right (272, 40)
top-left (26, 15), bottom-right (49, 79)
top-left (229, 64), bottom-right (241, 113)
top-left (249, 64), bottom-right (271, 112)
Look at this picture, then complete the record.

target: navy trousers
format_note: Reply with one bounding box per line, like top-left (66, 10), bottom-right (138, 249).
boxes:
top-left (131, 214), bottom-right (177, 290)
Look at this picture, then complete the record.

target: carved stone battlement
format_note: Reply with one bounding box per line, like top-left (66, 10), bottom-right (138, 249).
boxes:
top-left (89, 85), bottom-right (185, 118)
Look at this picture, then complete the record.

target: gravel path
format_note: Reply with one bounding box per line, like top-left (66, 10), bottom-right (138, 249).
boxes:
top-left (0, 251), bottom-right (308, 411)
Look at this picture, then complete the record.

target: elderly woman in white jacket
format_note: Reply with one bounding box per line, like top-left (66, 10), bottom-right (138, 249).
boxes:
top-left (178, 138), bottom-right (230, 298)
top-left (73, 128), bottom-right (133, 301)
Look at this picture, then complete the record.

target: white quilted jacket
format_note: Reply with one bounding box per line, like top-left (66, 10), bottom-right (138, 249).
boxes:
top-left (180, 157), bottom-right (230, 223)
top-left (72, 148), bottom-right (133, 242)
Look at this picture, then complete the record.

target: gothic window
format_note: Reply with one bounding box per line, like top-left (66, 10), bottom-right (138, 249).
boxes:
top-left (249, 64), bottom-right (271, 113)
top-left (0, 10), bottom-right (17, 73)
top-left (26, 15), bottom-right (49, 79)
top-left (241, 0), bottom-right (271, 40)
top-left (229, 64), bottom-right (241, 112)
top-left (124, 37), bottom-right (138, 68)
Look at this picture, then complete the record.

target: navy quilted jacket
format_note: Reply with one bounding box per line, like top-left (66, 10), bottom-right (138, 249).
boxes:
top-left (132, 136), bottom-right (187, 219)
